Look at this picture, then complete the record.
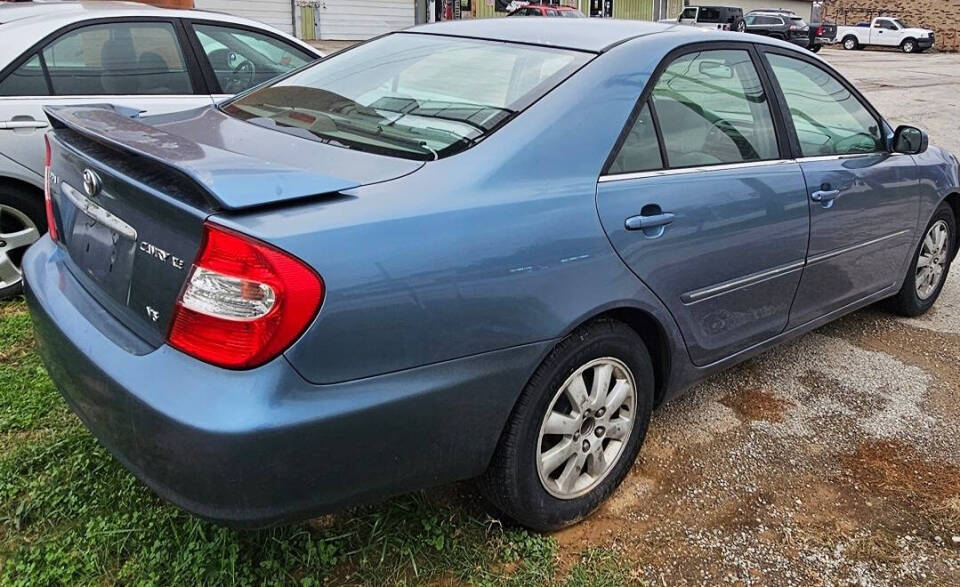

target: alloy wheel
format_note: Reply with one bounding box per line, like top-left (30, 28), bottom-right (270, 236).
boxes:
top-left (536, 357), bottom-right (637, 499)
top-left (903, 40), bottom-right (916, 53)
top-left (916, 219), bottom-right (950, 300)
top-left (0, 204), bottom-right (40, 291)
top-left (844, 38), bottom-right (856, 50)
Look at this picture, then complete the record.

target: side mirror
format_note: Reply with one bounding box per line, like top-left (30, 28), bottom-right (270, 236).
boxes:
top-left (698, 60), bottom-right (734, 79)
top-left (892, 125), bottom-right (929, 155)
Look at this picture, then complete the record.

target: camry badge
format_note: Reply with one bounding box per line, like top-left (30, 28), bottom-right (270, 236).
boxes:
top-left (82, 169), bottom-right (102, 198)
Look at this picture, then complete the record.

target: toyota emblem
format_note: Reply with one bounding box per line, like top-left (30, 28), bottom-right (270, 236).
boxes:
top-left (82, 169), bottom-right (102, 197)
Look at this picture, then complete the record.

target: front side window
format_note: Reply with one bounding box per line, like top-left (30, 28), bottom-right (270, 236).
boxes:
top-left (41, 22), bottom-right (192, 96)
top-left (651, 49), bottom-right (779, 168)
top-left (0, 54), bottom-right (48, 97)
top-left (766, 53), bottom-right (883, 156)
top-left (222, 34), bottom-right (588, 160)
top-left (193, 23), bottom-right (314, 94)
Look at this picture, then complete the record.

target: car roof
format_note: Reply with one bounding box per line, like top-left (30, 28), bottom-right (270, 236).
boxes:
top-left (407, 18), bottom-right (679, 52)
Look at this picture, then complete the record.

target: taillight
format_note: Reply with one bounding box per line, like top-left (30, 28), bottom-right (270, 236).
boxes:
top-left (817, 26), bottom-right (824, 36)
top-left (43, 135), bottom-right (58, 242)
top-left (168, 222), bottom-right (323, 369)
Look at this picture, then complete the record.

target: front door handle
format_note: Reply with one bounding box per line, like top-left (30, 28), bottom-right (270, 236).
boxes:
top-left (0, 119), bottom-right (49, 130)
top-left (625, 212), bottom-right (675, 231)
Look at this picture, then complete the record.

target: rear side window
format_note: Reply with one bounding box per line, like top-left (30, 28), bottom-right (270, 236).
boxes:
top-left (41, 22), bottom-right (192, 96)
top-left (698, 8), bottom-right (721, 22)
top-left (650, 49), bottom-right (779, 168)
top-left (766, 53), bottom-right (884, 156)
top-left (0, 54), bottom-right (48, 96)
top-left (608, 102), bottom-right (662, 174)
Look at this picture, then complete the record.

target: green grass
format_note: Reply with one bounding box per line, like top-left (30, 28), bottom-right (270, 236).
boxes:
top-left (0, 299), bottom-right (629, 586)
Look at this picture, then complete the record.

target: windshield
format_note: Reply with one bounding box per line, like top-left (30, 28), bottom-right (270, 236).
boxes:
top-left (894, 18), bottom-right (908, 28)
top-left (222, 34), bottom-right (588, 161)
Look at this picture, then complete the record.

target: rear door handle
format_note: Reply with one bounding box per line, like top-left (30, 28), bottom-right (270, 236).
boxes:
top-left (0, 120), bottom-right (49, 130)
top-left (811, 189), bottom-right (841, 203)
top-left (625, 212), bottom-right (675, 231)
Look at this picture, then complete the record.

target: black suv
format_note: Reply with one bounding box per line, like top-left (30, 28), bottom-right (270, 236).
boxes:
top-left (671, 5), bottom-right (745, 31)
top-left (743, 9), bottom-right (811, 49)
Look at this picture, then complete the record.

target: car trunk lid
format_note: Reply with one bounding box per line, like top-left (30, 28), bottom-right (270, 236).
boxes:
top-left (44, 105), bottom-right (421, 345)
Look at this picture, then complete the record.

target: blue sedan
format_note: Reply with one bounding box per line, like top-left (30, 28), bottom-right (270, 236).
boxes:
top-left (23, 19), bottom-right (959, 530)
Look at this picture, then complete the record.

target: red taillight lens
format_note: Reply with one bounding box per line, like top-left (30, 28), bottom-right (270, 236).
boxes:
top-left (43, 135), bottom-right (58, 242)
top-left (817, 26), bottom-right (824, 36)
top-left (168, 222), bottom-right (323, 369)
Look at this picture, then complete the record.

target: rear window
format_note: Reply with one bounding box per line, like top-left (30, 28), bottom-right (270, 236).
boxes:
top-left (222, 33), bottom-right (589, 161)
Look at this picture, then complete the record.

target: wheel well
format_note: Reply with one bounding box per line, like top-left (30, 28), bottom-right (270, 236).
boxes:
top-left (842, 35), bottom-right (858, 44)
top-left (945, 193), bottom-right (960, 260)
top-left (590, 308), bottom-right (671, 406)
top-left (0, 176), bottom-right (43, 198)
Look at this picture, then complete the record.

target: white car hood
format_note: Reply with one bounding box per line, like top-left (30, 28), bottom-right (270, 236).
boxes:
top-left (903, 27), bottom-right (934, 36)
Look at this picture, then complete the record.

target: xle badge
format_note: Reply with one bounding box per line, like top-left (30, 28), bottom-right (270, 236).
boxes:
top-left (139, 241), bottom-right (185, 270)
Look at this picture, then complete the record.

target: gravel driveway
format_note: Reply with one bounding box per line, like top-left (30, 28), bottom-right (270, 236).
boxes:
top-left (551, 48), bottom-right (960, 584)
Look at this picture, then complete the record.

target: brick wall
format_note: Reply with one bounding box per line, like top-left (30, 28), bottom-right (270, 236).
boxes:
top-left (824, 0), bottom-right (960, 51)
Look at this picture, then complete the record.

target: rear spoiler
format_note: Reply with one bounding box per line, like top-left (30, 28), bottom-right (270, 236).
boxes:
top-left (44, 105), bottom-right (362, 211)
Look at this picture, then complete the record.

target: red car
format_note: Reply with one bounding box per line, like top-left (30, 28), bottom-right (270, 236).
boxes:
top-left (508, 4), bottom-right (584, 17)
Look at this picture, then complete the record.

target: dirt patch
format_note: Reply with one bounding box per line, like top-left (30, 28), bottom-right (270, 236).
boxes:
top-left (720, 387), bottom-right (792, 423)
top-left (844, 440), bottom-right (960, 506)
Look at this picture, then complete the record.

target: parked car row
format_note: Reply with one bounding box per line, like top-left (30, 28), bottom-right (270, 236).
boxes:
top-left (664, 5), bottom-right (933, 55)
top-left (0, 1), bottom-right (322, 296)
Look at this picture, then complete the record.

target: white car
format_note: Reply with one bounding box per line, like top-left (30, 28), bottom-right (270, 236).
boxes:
top-left (0, 1), bottom-right (322, 296)
top-left (837, 17), bottom-right (935, 54)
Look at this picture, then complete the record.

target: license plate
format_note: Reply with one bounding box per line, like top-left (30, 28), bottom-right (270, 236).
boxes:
top-left (60, 181), bottom-right (138, 303)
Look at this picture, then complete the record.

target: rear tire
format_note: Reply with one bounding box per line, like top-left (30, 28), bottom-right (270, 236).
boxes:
top-left (901, 38), bottom-right (917, 54)
top-left (810, 44), bottom-right (822, 53)
top-left (887, 202), bottom-right (955, 317)
top-left (477, 319), bottom-right (654, 531)
top-left (842, 36), bottom-right (859, 50)
top-left (0, 183), bottom-right (45, 299)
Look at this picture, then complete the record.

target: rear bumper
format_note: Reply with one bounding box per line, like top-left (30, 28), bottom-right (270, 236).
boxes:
top-left (789, 36), bottom-right (811, 48)
top-left (23, 237), bottom-right (548, 526)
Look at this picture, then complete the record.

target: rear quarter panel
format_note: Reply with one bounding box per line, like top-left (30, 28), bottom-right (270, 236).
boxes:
top-left (213, 35), bottom-right (692, 386)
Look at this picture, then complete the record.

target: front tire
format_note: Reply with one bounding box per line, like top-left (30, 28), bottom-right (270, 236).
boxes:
top-left (0, 183), bottom-right (45, 299)
top-left (843, 36), bottom-right (859, 50)
top-left (902, 38), bottom-right (917, 53)
top-left (478, 320), bottom-right (654, 531)
top-left (887, 202), bottom-right (955, 316)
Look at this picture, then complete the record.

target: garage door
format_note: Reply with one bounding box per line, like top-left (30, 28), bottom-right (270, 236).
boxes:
top-left (193, 0), bottom-right (294, 34)
top-left (316, 0), bottom-right (415, 41)
top-left (736, 1), bottom-right (814, 21)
